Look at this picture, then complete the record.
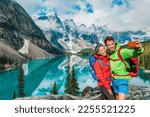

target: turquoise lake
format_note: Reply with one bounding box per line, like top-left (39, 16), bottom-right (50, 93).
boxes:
top-left (0, 55), bottom-right (150, 100)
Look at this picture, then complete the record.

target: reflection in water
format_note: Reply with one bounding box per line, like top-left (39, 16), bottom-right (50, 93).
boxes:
top-left (31, 56), bottom-right (68, 96)
top-left (25, 57), bottom-right (63, 96)
top-left (17, 64), bottom-right (26, 98)
top-left (138, 69), bottom-right (150, 83)
top-left (0, 55), bottom-right (150, 100)
top-left (22, 63), bottom-right (28, 76)
top-left (0, 68), bottom-right (19, 100)
top-left (0, 58), bottom-right (55, 99)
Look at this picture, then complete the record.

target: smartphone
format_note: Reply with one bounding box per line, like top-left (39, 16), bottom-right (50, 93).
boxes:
top-left (128, 41), bottom-right (138, 48)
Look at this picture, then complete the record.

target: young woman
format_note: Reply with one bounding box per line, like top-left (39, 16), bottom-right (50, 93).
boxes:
top-left (93, 43), bottom-right (115, 100)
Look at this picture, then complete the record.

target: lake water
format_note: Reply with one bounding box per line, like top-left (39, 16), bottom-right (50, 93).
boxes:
top-left (0, 55), bottom-right (150, 100)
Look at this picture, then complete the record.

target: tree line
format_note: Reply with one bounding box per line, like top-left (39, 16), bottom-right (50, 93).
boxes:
top-left (0, 55), bottom-right (15, 71)
top-left (138, 41), bottom-right (150, 70)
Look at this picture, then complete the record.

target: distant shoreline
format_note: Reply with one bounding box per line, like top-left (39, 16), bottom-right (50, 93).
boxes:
top-left (144, 69), bottom-right (150, 73)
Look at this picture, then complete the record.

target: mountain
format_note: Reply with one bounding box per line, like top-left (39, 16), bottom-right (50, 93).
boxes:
top-left (33, 12), bottom-right (150, 53)
top-left (64, 19), bottom-right (79, 39)
top-left (33, 12), bottom-right (68, 49)
top-left (33, 13), bottom-right (96, 52)
top-left (0, 0), bottom-right (63, 57)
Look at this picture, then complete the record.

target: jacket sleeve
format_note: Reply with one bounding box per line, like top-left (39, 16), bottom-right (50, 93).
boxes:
top-left (121, 47), bottom-right (144, 59)
top-left (94, 60), bottom-right (111, 90)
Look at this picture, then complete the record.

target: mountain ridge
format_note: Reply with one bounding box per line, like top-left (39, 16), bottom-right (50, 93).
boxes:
top-left (33, 12), bottom-right (150, 53)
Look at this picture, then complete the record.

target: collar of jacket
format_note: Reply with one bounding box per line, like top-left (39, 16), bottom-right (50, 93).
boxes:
top-left (94, 54), bottom-right (109, 60)
top-left (110, 42), bottom-right (121, 54)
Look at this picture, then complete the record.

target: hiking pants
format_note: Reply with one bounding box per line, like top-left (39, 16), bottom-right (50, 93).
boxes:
top-left (99, 86), bottom-right (116, 100)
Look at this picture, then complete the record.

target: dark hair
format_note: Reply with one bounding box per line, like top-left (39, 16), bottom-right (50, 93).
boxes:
top-left (95, 43), bottom-right (104, 53)
top-left (104, 36), bottom-right (115, 45)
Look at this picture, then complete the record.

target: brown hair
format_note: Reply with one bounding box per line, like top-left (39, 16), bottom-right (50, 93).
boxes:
top-left (104, 36), bottom-right (115, 45)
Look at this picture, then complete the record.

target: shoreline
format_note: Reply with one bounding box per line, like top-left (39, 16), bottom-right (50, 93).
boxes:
top-left (0, 57), bottom-right (53, 72)
top-left (144, 69), bottom-right (150, 73)
top-left (16, 84), bottom-right (150, 100)
top-left (139, 67), bottom-right (150, 73)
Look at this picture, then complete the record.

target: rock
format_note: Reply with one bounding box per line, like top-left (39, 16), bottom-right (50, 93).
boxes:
top-left (82, 86), bottom-right (93, 96)
top-left (63, 94), bottom-right (81, 100)
top-left (44, 95), bottom-right (64, 100)
top-left (127, 85), bottom-right (150, 100)
top-left (16, 85), bottom-right (150, 100)
top-left (82, 86), bottom-right (101, 97)
top-left (142, 92), bottom-right (150, 97)
top-left (15, 94), bottom-right (81, 100)
top-left (134, 90), bottom-right (143, 96)
top-left (143, 96), bottom-right (150, 100)
top-left (87, 94), bottom-right (101, 100)
top-left (91, 90), bottom-right (101, 96)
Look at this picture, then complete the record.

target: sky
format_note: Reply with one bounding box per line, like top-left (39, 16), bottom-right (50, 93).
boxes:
top-left (15, 0), bottom-right (150, 31)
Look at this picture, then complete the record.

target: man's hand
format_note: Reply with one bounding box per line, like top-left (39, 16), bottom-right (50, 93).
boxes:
top-left (135, 41), bottom-right (142, 50)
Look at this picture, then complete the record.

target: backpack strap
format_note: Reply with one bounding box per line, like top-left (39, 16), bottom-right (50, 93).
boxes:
top-left (111, 47), bottom-right (130, 77)
top-left (117, 47), bottom-right (128, 69)
top-left (97, 59), bottom-right (109, 68)
top-left (97, 59), bottom-right (103, 68)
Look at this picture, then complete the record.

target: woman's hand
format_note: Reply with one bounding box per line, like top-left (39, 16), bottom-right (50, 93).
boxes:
top-left (108, 89), bottom-right (113, 95)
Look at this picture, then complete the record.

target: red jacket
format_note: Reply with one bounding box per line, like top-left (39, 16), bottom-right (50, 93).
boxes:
top-left (93, 54), bottom-right (112, 90)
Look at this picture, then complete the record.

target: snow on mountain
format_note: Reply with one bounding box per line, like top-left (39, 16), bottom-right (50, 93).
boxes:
top-left (33, 12), bottom-right (150, 53)
top-left (18, 39), bottom-right (52, 59)
top-left (34, 12), bottom-right (65, 34)
top-left (58, 55), bottom-right (89, 72)
top-left (18, 39), bottom-right (29, 54)
top-left (77, 24), bottom-right (94, 34)
top-left (33, 12), bottom-right (97, 52)
top-left (63, 19), bottom-right (78, 39)
top-left (59, 38), bottom-right (94, 53)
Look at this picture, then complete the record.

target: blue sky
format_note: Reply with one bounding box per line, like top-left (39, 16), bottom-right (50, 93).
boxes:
top-left (15, 0), bottom-right (150, 31)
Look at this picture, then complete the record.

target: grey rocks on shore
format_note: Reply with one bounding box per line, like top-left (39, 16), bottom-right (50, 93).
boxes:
top-left (16, 85), bottom-right (150, 100)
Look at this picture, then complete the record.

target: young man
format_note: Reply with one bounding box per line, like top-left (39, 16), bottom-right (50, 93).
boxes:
top-left (94, 43), bottom-right (115, 100)
top-left (104, 36), bottom-right (144, 100)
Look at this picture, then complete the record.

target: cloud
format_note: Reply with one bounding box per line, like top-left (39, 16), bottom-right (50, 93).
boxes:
top-left (73, 0), bottom-right (150, 31)
top-left (15, 0), bottom-right (150, 31)
top-left (15, 0), bottom-right (43, 14)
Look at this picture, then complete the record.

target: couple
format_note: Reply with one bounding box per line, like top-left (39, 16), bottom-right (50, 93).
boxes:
top-left (93, 36), bottom-right (144, 100)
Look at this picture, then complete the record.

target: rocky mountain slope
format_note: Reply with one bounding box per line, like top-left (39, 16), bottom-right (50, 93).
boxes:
top-left (0, 42), bottom-right (25, 62)
top-left (34, 12), bottom-right (150, 53)
top-left (0, 0), bottom-right (63, 58)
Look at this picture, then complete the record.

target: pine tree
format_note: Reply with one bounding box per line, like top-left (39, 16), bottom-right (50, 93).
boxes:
top-left (65, 55), bottom-right (80, 96)
top-left (51, 81), bottom-right (58, 94)
top-left (17, 62), bottom-right (25, 97)
top-left (70, 66), bottom-right (80, 96)
top-left (65, 55), bottom-right (73, 94)
top-left (65, 70), bottom-right (72, 94)
top-left (13, 91), bottom-right (16, 99)
top-left (65, 65), bottom-right (80, 96)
